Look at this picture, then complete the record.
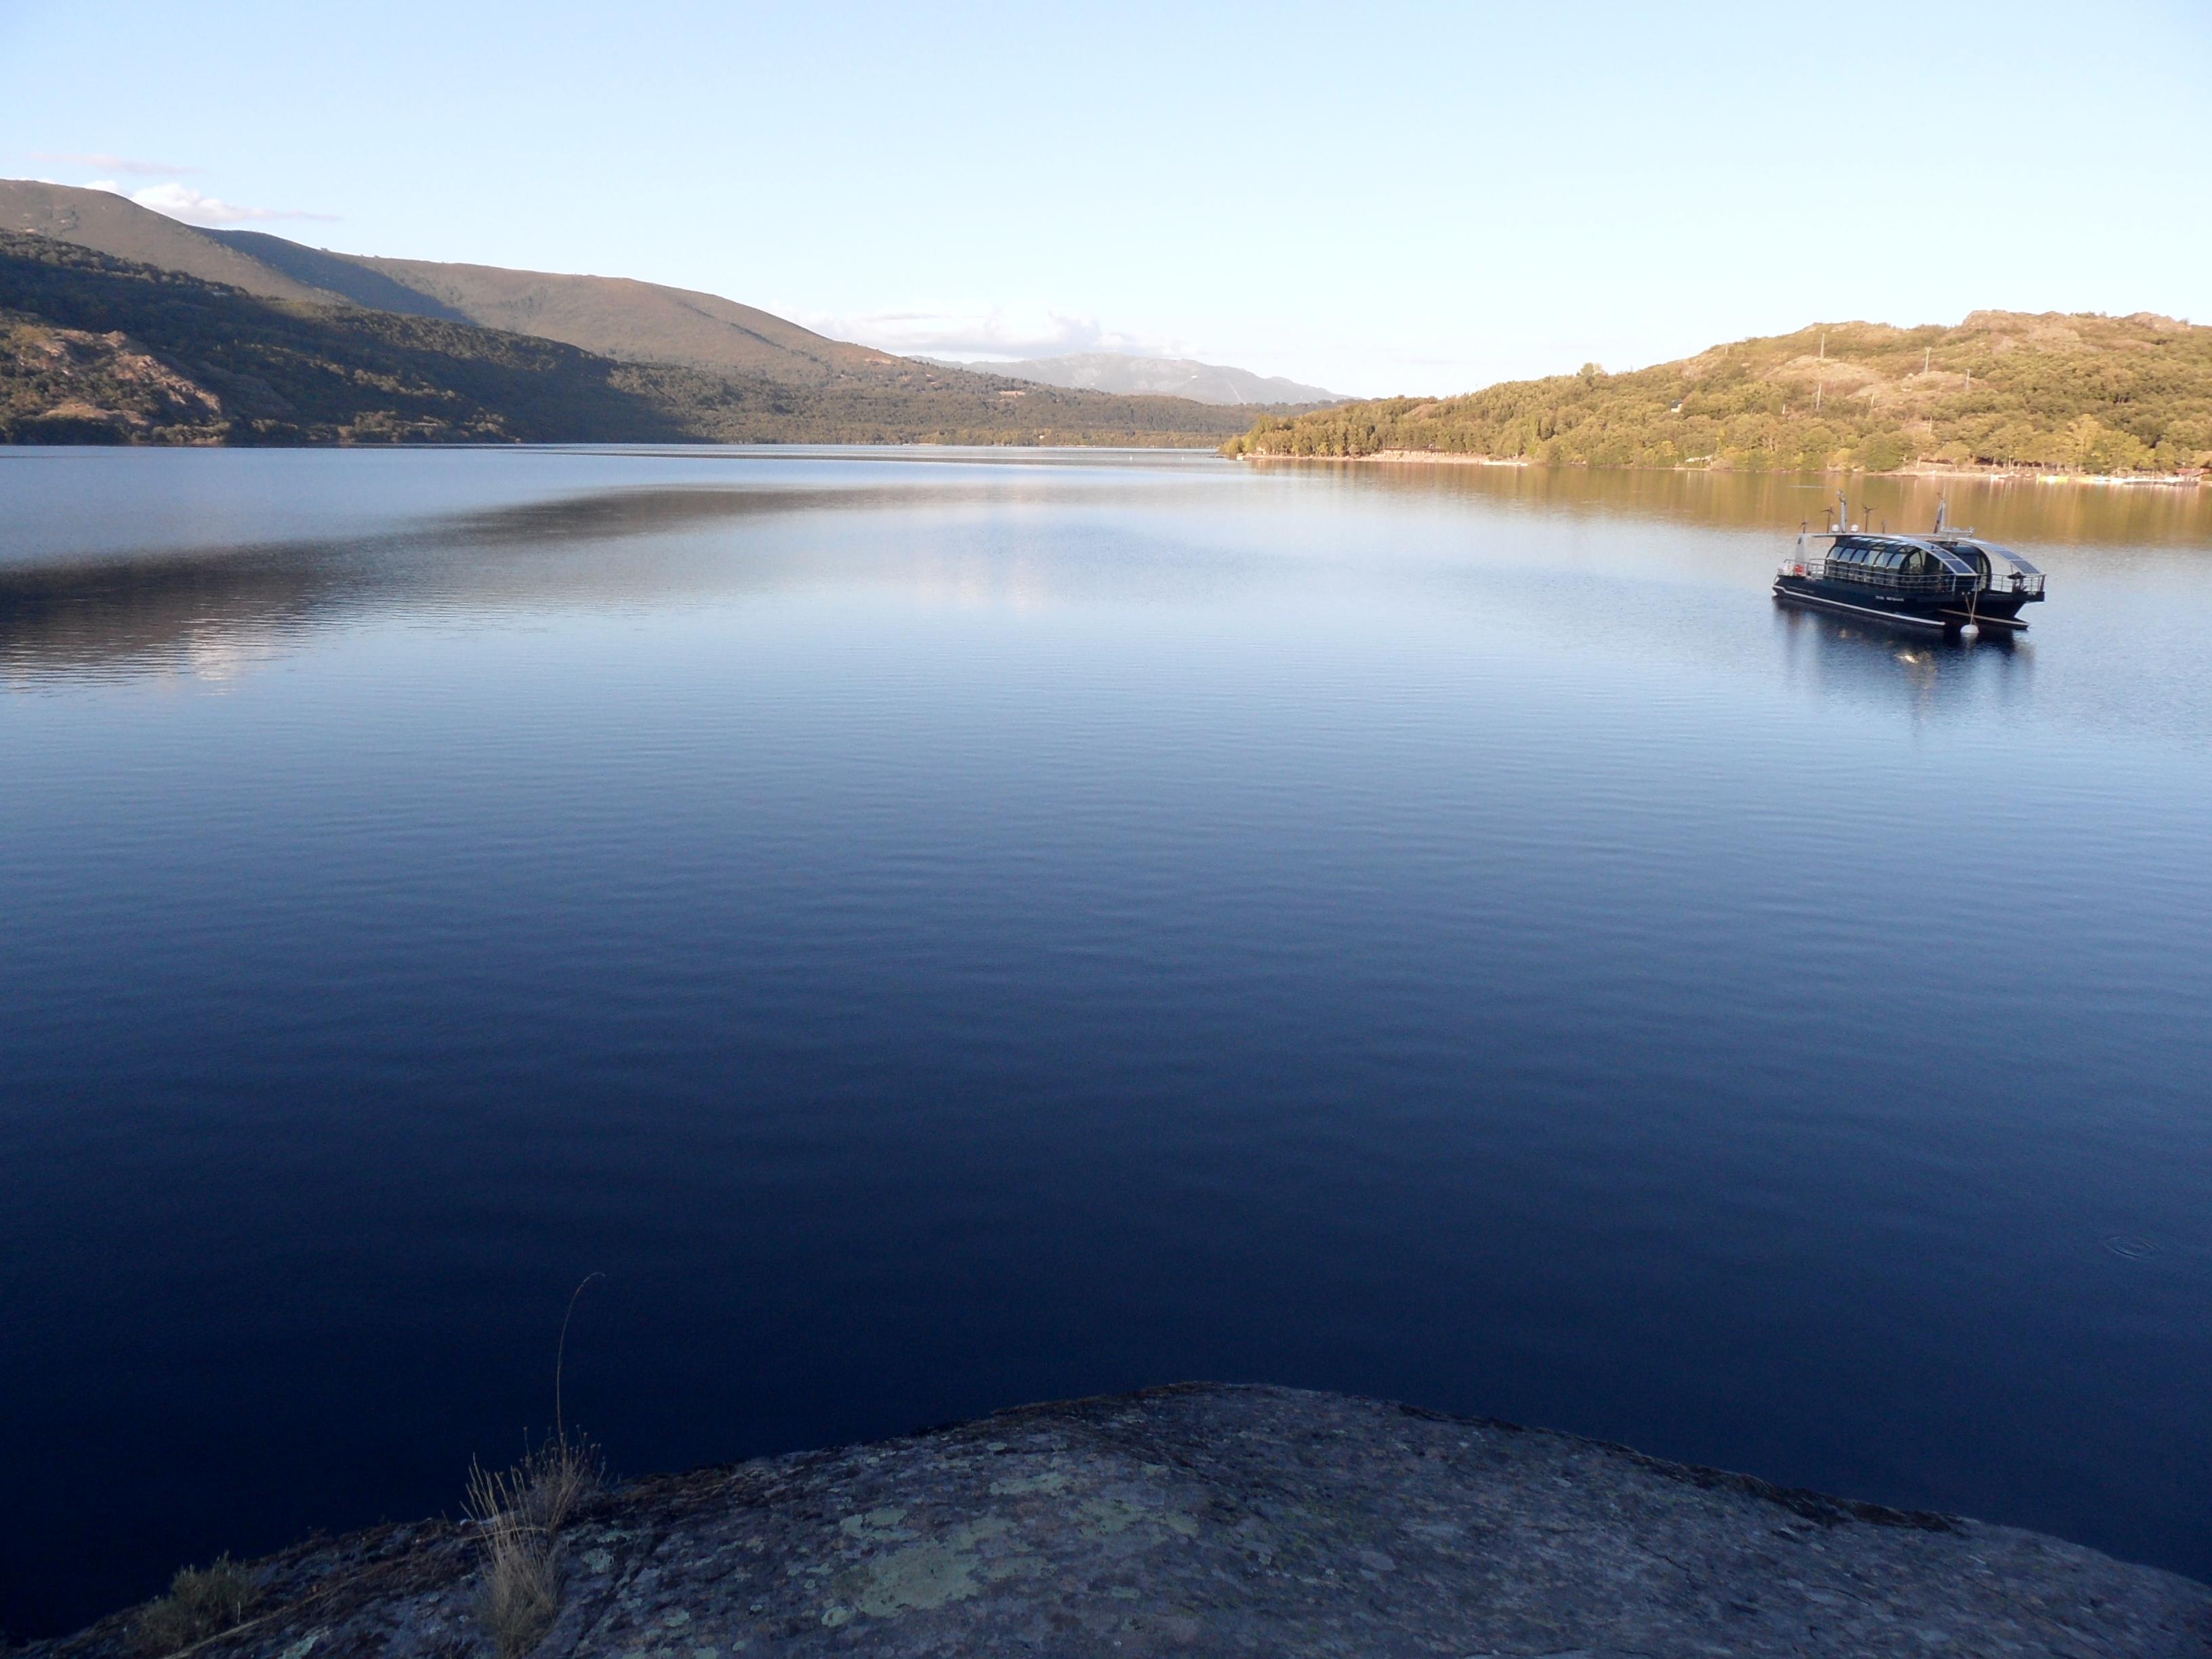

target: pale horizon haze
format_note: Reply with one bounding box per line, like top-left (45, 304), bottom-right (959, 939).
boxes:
top-left (5, 0), bottom-right (2209, 397)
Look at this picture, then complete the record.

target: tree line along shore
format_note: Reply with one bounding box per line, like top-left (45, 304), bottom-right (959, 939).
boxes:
top-left (1226, 312), bottom-right (2212, 480)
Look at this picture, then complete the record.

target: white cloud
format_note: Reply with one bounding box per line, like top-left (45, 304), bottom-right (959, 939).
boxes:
top-left (31, 150), bottom-right (201, 176)
top-left (801, 302), bottom-right (1181, 362)
top-left (119, 182), bottom-right (337, 226)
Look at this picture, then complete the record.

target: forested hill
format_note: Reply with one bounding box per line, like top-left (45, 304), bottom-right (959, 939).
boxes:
top-left (0, 233), bottom-right (1257, 447)
top-left (1227, 313), bottom-right (2212, 476)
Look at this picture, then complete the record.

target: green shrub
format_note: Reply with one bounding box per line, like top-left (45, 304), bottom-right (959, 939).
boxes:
top-left (1858, 432), bottom-right (1906, 472)
top-left (136, 1556), bottom-right (259, 1654)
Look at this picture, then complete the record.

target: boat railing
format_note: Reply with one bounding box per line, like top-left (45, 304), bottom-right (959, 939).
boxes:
top-left (1776, 558), bottom-right (1967, 596)
top-left (1986, 570), bottom-right (2046, 598)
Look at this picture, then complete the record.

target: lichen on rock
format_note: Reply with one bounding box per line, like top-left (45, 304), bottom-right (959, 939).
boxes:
top-left (23, 1385), bottom-right (2211, 1658)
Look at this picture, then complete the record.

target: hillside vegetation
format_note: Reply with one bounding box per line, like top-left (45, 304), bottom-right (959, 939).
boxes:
top-left (4, 181), bottom-right (1333, 429)
top-left (0, 180), bottom-right (994, 390)
top-left (1, 179), bottom-right (339, 303)
top-left (0, 234), bottom-right (1257, 447)
top-left (291, 251), bottom-right (933, 388)
top-left (1227, 313), bottom-right (2212, 476)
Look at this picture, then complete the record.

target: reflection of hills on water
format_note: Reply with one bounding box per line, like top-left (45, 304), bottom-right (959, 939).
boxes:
top-left (0, 478), bottom-right (1225, 680)
top-left (0, 548), bottom-right (354, 682)
top-left (1258, 457), bottom-right (2212, 548)
top-left (5, 457), bottom-right (2202, 740)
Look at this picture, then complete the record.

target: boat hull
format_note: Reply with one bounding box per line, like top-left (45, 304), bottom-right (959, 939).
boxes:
top-left (1772, 574), bottom-right (1959, 632)
top-left (1772, 575), bottom-right (2039, 634)
top-left (1961, 590), bottom-right (2038, 621)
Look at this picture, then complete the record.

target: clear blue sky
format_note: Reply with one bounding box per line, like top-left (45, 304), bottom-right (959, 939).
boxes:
top-left (6, 0), bottom-right (2208, 395)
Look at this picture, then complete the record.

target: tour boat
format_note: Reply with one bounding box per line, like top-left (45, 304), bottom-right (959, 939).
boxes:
top-left (1773, 495), bottom-right (2046, 634)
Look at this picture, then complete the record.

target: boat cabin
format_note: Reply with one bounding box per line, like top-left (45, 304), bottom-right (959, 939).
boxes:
top-left (1793, 534), bottom-right (1978, 596)
top-left (1773, 498), bottom-right (2049, 632)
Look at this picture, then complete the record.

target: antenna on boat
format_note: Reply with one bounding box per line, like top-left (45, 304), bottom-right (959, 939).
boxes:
top-left (1933, 494), bottom-right (1948, 535)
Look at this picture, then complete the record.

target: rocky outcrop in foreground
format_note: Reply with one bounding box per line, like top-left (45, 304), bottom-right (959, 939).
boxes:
top-left (32, 1384), bottom-right (2210, 1658)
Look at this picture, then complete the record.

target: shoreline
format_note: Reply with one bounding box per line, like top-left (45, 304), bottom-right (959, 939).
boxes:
top-left (1237, 450), bottom-right (2209, 486)
top-left (26, 1383), bottom-right (2209, 1658)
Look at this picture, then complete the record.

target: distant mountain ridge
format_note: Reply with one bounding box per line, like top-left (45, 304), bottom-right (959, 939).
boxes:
top-left (3, 180), bottom-right (338, 304)
top-left (929, 351), bottom-right (1340, 407)
top-left (0, 229), bottom-right (1261, 448)
top-left (325, 255), bottom-right (908, 386)
top-left (3, 180), bottom-right (956, 390)
top-left (201, 230), bottom-right (471, 319)
top-left (7, 180), bottom-right (1330, 411)
top-left (0, 179), bottom-right (1317, 448)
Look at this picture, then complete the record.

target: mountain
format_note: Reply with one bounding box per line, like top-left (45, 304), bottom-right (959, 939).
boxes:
top-left (0, 231), bottom-right (1261, 447)
top-left (2, 180), bottom-right (951, 390)
top-left (1227, 314), bottom-right (2212, 476)
top-left (1, 181), bottom-right (1341, 437)
top-left (266, 250), bottom-right (930, 387)
top-left (1, 231), bottom-right (693, 445)
top-left (1, 180), bottom-right (340, 304)
top-left (199, 229), bottom-right (472, 319)
top-left (0, 182), bottom-right (994, 402)
top-left (931, 351), bottom-right (1340, 406)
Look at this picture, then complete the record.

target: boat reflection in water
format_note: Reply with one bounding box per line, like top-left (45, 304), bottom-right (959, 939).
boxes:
top-left (1774, 491), bottom-right (2047, 635)
top-left (1773, 588), bottom-right (2034, 722)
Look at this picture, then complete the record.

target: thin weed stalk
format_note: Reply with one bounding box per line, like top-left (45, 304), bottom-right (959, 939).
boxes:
top-left (464, 1274), bottom-right (607, 1659)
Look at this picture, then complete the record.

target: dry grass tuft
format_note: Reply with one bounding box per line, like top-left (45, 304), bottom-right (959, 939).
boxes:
top-left (466, 1273), bottom-right (607, 1658)
top-left (464, 1437), bottom-right (602, 1658)
top-left (135, 1555), bottom-right (260, 1654)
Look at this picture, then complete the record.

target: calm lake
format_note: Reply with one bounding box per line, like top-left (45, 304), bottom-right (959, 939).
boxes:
top-left (3, 447), bottom-right (2209, 1633)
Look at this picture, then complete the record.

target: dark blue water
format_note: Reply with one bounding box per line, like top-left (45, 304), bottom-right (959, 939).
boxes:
top-left (3, 447), bottom-right (2209, 1634)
